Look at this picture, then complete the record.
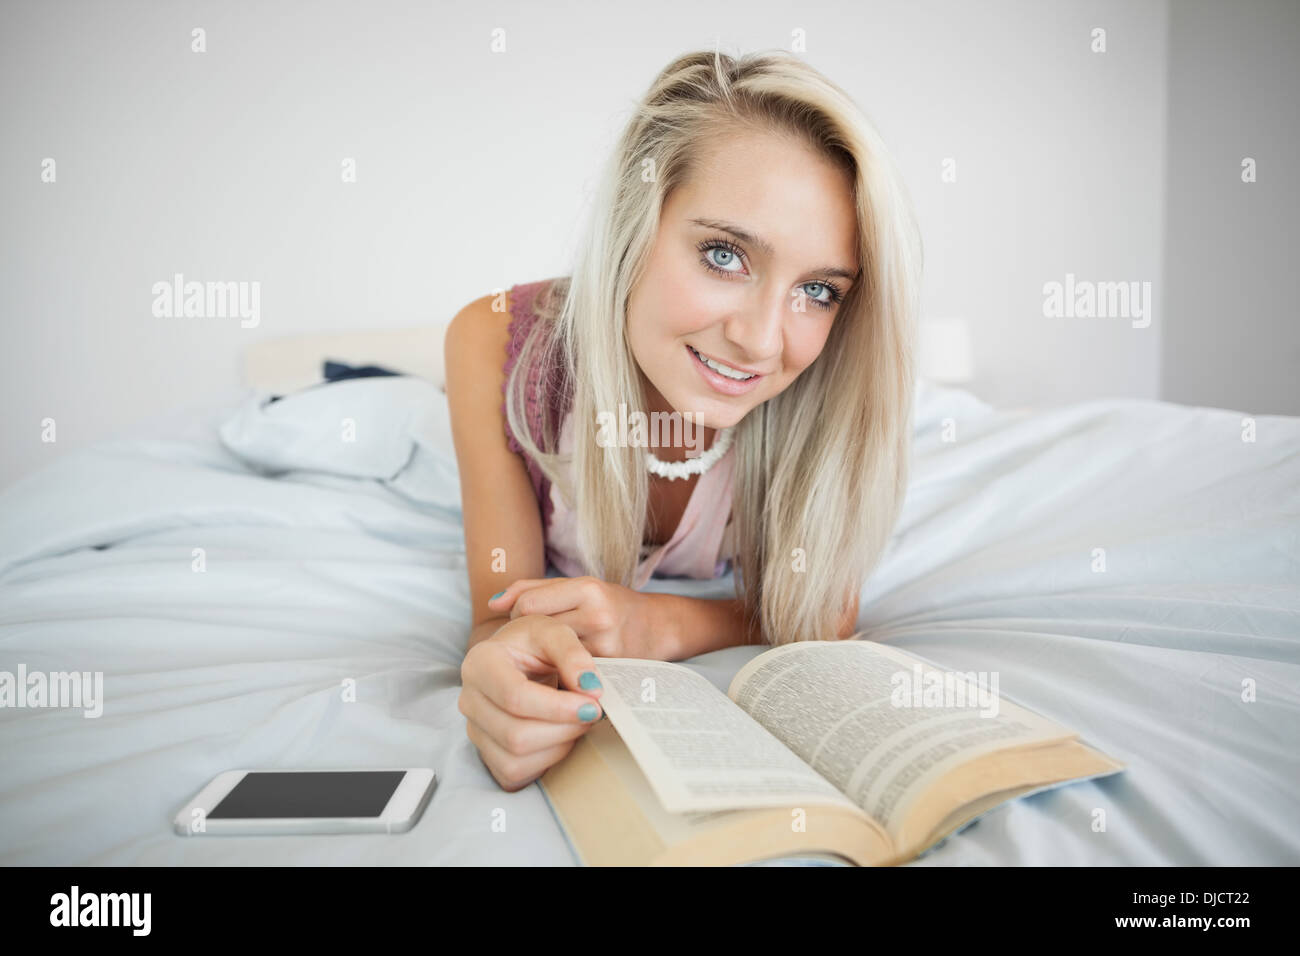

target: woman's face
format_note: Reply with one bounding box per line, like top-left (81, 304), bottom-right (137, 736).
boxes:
top-left (626, 129), bottom-right (860, 432)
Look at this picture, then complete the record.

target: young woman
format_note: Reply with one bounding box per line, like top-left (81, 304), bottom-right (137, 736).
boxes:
top-left (446, 49), bottom-right (922, 791)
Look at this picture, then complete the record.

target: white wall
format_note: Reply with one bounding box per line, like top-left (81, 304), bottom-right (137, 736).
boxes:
top-left (2, 0), bottom-right (1173, 488)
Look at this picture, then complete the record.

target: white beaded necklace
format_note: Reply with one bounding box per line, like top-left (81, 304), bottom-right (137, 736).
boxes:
top-left (645, 427), bottom-right (734, 480)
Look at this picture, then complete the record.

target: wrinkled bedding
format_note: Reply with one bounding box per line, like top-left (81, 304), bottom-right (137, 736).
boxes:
top-left (1, 379), bottom-right (1296, 864)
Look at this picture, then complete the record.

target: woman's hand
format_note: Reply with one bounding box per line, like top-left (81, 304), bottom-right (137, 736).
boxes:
top-left (488, 575), bottom-right (665, 659)
top-left (459, 614), bottom-right (606, 792)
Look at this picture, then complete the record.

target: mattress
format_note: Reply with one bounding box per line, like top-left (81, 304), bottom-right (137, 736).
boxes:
top-left (0, 378), bottom-right (1296, 865)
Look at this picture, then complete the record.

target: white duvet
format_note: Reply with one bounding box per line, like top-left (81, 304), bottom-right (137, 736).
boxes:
top-left (0, 378), bottom-right (1297, 865)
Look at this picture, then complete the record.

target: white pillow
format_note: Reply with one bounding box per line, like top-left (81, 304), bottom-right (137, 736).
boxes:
top-left (218, 376), bottom-right (461, 509)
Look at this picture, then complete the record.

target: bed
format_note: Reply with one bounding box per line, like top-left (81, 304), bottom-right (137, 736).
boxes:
top-left (1, 355), bottom-right (1297, 865)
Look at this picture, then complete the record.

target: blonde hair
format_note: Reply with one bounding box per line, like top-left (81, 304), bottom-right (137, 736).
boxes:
top-left (506, 48), bottom-right (922, 645)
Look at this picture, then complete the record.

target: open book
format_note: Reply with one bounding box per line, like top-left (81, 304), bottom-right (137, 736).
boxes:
top-left (539, 640), bottom-right (1124, 866)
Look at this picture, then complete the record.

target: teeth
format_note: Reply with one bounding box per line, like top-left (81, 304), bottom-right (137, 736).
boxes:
top-left (691, 346), bottom-right (756, 380)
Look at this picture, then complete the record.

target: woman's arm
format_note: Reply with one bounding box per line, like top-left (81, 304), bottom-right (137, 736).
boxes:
top-left (447, 291), bottom-right (610, 793)
top-left (493, 578), bottom-right (863, 661)
top-left (652, 590), bottom-right (861, 660)
top-left (650, 595), bottom-right (758, 660)
top-left (444, 290), bottom-right (548, 647)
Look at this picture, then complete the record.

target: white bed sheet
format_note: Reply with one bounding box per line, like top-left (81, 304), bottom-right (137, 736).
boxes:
top-left (0, 381), bottom-right (1296, 865)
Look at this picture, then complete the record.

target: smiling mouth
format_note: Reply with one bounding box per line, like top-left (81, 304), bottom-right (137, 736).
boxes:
top-left (686, 345), bottom-right (761, 381)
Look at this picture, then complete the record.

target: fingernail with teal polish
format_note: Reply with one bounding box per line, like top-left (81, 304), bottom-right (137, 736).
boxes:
top-left (490, 591), bottom-right (505, 602)
top-left (579, 671), bottom-right (602, 690)
top-left (578, 703), bottom-right (599, 722)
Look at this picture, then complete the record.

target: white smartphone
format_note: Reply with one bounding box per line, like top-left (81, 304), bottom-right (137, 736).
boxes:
top-left (172, 768), bottom-right (437, 837)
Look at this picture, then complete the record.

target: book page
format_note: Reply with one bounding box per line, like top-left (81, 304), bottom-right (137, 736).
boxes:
top-left (592, 658), bottom-right (861, 814)
top-left (727, 641), bottom-right (1073, 837)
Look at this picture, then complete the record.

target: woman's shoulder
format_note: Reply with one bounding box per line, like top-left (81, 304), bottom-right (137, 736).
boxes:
top-left (507, 276), bottom-right (568, 335)
top-left (443, 278), bottom-right (563, 371)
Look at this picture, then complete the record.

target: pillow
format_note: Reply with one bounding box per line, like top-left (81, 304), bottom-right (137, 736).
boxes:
top-left (218, 371), bottom-right (461, 510)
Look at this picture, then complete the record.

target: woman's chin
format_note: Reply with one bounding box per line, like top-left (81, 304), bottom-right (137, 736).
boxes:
top-left (656, 378), bottom-right (763, 431)
top-left (706, 408), bottom-right (749, 431)
top-left (667, 397), bottom-right (750, 432)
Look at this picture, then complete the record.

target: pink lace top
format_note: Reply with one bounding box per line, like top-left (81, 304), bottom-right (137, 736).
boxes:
top-left (502, 279), bottom-right (735, 588)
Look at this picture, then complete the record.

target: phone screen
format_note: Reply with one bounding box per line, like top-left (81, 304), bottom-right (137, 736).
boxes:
top-left (209, 771), bottom-right (406, 818)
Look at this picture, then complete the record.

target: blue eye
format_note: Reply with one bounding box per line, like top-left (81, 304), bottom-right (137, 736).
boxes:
top-left (695, 237), bottom-right (845, 311)
top-left (701, 242), bottom-right (744, 273)
top-left (795, 282), bottom-right (837, 308)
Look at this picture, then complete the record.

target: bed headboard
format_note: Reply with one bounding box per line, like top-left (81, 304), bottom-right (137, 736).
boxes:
top-left (241, 325), bottom-right (449, 394)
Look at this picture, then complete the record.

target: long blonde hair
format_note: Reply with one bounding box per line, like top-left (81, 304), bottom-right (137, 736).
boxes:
top-left (506, 47), bottom-right (922, 645)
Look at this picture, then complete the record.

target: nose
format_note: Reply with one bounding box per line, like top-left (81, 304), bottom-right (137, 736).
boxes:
top-left (722, 286), bottom-right (787, 362)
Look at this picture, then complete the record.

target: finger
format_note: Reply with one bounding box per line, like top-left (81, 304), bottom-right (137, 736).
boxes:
top-left (540, 610), bottom-right (618, 656)
top-left (490, 615), bottom-right (607, 697)
top-left (532, 670), bottom-right (560, 689)
top-left (468, 720), bottom-right (585, 791)
top-left (510, 578), bottom-right (600, 620)
top-left (468, 625), bottom-right (604, 721)
top-left (461, 685), bottom-right (596, 756)
top-left (487, 578), bottom-right (551, 614)
top-left (529, 617), bottom-right (607, 698)
top-left (541, 609), bottom-right (590, 636)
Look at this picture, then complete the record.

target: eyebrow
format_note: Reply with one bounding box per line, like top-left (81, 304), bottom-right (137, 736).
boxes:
top-left (688, 217), bottom-right (860, 282)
